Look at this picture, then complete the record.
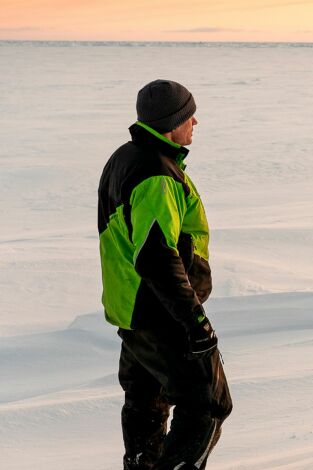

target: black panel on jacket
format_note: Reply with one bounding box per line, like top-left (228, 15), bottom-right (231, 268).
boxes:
top-left (98, 124), bottom-right (190, 236)
top-left (133, 222), bottom-right (200, 329)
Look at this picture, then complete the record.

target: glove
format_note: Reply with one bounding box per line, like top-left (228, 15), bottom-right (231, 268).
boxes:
top-left (186, 315), bottom-right (218, 359)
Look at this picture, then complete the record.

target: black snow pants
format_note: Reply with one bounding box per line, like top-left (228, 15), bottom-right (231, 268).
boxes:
top-left (118, 326), bottom-right (232, 470)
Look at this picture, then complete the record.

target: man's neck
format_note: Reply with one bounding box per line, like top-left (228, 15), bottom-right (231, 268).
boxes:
top-left (162, 131), bottom-right (173, 142)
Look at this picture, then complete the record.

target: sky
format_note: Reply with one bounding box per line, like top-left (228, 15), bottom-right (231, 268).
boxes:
top-left (1, 0), bottom-right (313, 42)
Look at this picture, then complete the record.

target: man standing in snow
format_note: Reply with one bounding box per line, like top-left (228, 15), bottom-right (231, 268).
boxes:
top-left (98, 79), bottom-right (232, 470)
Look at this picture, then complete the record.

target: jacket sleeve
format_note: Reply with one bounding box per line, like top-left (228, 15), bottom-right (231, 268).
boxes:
top-left (130, 175), bottom-right (204, 326)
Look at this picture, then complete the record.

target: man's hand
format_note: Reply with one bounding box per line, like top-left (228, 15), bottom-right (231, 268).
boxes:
top-left (187, 316), bottom-right (218, 358)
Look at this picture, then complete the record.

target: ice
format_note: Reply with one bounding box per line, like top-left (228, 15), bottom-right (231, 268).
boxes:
top-left (0, 41), bottom-right (312, 469)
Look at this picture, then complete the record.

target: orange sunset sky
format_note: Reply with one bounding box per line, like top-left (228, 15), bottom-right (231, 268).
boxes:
top-left (1, 0), bottom-right (313, 42)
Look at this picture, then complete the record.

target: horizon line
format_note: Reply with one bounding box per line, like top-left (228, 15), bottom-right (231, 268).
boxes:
top-left (1, 39), bottom-right (313, 44)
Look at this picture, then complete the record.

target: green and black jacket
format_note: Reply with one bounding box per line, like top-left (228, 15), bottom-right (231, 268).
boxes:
top-left (98, 122), bottom-right (212, 330)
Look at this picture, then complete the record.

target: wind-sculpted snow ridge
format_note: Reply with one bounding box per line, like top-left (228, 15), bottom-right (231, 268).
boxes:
top-left (68, 311), bottom-right (119, 343)
top-left (209, 292), bottom-right (313, 336)
top-left (0, 314), bottom-right (119, 404)
top-left (0, 293), bottom-right (312, 470)
top-left (0, 312), bottom-right (122, 469)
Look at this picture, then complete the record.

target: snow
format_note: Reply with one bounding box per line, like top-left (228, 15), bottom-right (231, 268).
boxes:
top-left (0, 41), bottom-right (312, 469)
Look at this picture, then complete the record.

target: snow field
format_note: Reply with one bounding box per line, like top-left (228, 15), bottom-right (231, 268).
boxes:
top-left (1, 42), bottom-right (313, 469)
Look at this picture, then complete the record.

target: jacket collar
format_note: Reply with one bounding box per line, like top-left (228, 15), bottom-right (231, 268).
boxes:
top-left (129, 121), bottom-right (189, 170)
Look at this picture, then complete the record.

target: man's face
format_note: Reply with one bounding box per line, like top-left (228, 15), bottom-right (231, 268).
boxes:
top-left (171, 116), bottom-right (198, 146)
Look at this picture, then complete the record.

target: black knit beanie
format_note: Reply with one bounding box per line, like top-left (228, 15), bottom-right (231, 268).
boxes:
top-left (136, 79), bottom-right (196, 133)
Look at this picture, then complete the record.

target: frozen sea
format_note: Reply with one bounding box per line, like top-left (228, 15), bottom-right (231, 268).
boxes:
top-left (1, 41), bottom-right (313, 469)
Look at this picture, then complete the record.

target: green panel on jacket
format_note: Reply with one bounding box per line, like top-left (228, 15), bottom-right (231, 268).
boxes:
top-left (130, 175), bottom-right (187, 263)
top-left (183, 172), bottom-right (209, 261)
top-left (99, 206), bottom-right (141, 329)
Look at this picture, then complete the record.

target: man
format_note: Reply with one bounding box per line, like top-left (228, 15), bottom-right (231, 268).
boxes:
top-left (98, 79), bottom-right (232, 470)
